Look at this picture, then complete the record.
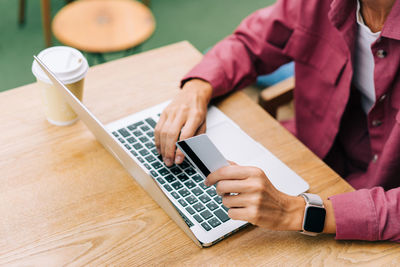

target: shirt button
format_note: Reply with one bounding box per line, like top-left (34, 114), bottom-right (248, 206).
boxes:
top-left (372, 154), bottom-right (379, 163)
top-left (378, 94), bottom-right (387, 102)
top-left (376, 49), bottom-right (387, 58)
top-left (372, 120), bottom-right (382, 127)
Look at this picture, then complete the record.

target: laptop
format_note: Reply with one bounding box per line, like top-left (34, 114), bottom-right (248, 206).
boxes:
top-left (34, 56), bottom-right (309, 247)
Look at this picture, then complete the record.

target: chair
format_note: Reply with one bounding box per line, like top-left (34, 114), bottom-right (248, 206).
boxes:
top-left (18, 0), bottom-right (150, 48)
top-left (258, 76), bottom-right (295, 119)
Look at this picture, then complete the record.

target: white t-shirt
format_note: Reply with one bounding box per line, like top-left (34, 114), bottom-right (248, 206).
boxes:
top-left (353, 0), bottom-right (381, 113)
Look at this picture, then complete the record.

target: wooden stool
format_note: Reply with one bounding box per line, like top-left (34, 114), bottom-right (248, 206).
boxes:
top-left (52, 0), bottom-right (155, 64)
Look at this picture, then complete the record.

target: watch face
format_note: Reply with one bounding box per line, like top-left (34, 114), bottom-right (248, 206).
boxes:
top-left (304, 206), bottom-right (326, 233)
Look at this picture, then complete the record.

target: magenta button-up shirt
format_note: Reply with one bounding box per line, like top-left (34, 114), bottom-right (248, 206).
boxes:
top-left (182, 0), bottom-right (400, 241)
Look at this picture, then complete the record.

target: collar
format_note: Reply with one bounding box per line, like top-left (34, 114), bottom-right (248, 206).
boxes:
top-left (328, 0), bottom-right (357, 31)
top-left (381, 0), bottom-right (400, 40)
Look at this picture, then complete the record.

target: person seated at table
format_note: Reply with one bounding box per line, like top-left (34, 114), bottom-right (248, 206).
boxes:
top-left (154, 0), bottom-right (400, 242)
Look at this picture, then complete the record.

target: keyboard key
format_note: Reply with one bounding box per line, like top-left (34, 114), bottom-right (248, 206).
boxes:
top-left (170, 167), bottom-right (182, 175)
top-left (127, 137), bottom-right (136, 143)
top-left (151, 148), bottom-right (158, 156)
top-left (132, 143), bottom-right (143, 150)
top-left (177, 173), bottom-right (189, 182)
top-left (151, 161), bottom-right (163, 169)
top-left (112, 131), bottom-right (119, 137)
top-left (156, 177), bottom-right (165, 184)
top-left (145, 117), bottom-right (157, 128)
top-left (145, 142), bottom-right (154, 149)
top-left (185, 206), bottom-right (195, 215)
top-left (201, 222), bottom-right (211, 231)
top-left (206, 201), bottom-right (219, 211)
top-left (206, 188), bottom-right (217, 197)
top-left (198, 183), bottom-right (208, 190)
top-left (145, 155), bottom-right (156, 163)
top-left (192, 174), bottom-right (203, 183)
top-left (191, 187), bottom-right (203, 196)
top-left (208, 218), bottom-right (221, 228)
top-left (178, 188), bottom-right (190, 197)
top-left (165, 174), bottom-right (176, 183)
top-left (171, 191), bottom-right (180, 199)
top-left (128, 121), bottom-right (144, 131)
top-left (200, 210), bottom-right (213, 220)
top-left (193, 202), bottom-right (205, 212)
top-left (144, 163), bottom-right (151, 170)
top-left (163, 184), bottom-right (172, 192)
top-left (199, 194), bottom-right (211, 203)
top-left (158, 168), bottom-right (170, 176)
top-left (118, 138), bottom-right (125, 143)
top-left (178, 198), bottom-right (187, 207)
top-left (177, 208), bottom-right (194, 227)
top-left (137, 157), bottom-right (144, 163)
top-left (133, 130), bottom-right (142, 137)
top-left (130, 150), bottom-right (138, 157)
top-left (214, 196), bottom-right (222, 204)
top-left (146, 132), bottom-right (154, 138)
top-left (124, 144), bottom-right (131, 150)
top-left (185, 195), bottom-right (198, 205)
top-left (140, 125), bottom-right (150, 132)
top-left (171, 181), bottom-right (183, 190)
top-left (185, 167), bottom-right (196, 176)
top-left (184, 180), bottom-right (196, 189)
top-left (139, 149), bottom-right (149, 156)
top-left (214, 209), bottom-right (230, 222)
top-left (118, 128), bottom-right (130, 137)
top-left (150, 170), bottom-right (158, 177)
top-left (193, 214), bottom-right (203, 223)
top-left (222, 205), bottom-right (229, 212)
top-left (139, 136), bottom-right (149, 143)
top-left (179, 161), bottom-right (190, 169)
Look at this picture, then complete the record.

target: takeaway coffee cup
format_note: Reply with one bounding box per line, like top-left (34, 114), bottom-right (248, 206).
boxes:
top-left (32, 46), bottom-right (89, 126)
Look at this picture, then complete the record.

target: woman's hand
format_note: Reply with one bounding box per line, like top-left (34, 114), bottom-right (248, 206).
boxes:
top-left (154, 79), bottom-right (213, 166)
top-left (205, 165), bottom-right (305, 231)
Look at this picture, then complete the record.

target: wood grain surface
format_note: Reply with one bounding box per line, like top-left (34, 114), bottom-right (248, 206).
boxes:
top-left (0, 41), bottom-right (399, 266)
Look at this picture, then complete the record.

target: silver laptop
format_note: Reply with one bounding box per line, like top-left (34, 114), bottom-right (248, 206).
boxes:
top-left (34, 56), bottom-right (309, 247)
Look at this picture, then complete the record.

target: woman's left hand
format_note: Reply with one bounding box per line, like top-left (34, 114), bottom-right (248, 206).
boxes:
top-left (205, 165), bottom-right (305, 231)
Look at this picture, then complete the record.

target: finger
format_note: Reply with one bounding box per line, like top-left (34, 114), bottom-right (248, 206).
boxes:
top-left (228, 207), bottom-right (252, 222)
top-left (222, 193), bottom-right (252, 208)
top-left (206, 165), bottom-right (257, 186)
top-left (154, 112), bottom-right (168, 153)
top-left (216, 180), bottom-right (253, 195)
top-left (162, 112), bottom-right (186, 166)
top-left (228, 160), bottom-right (238, 166)
top-left (174, 116), bottom-right (204, 164)
top-left (195, 120), bottom-right (207, 135)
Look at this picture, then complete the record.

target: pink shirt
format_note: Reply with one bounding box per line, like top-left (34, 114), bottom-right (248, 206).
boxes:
top-left (182, 0), bottom-right (400, 241)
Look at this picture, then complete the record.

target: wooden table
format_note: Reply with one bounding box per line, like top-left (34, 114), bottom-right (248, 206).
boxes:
top-left (1, 42), bottom-right (399, 266)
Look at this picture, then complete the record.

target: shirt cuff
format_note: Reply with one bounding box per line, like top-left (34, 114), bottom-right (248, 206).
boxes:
top-left (329, 189), bottom-right (379, 241)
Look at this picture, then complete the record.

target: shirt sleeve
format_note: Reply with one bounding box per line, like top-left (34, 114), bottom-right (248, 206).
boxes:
top-left (330, 187), bottom-right (400, 242)
top-left (181, 0), bottom-right (297, 97)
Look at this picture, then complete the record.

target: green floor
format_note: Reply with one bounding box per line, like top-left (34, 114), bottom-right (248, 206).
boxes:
top-left (0, 0), bottom-right (274, 92)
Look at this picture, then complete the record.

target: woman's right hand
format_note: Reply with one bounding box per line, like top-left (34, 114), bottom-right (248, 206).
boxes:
top-left (154, 79), bottom-right (213, 166)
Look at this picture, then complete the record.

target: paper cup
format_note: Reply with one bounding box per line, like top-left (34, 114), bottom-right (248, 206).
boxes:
top-left (32, 46), bottom-right (89, 126)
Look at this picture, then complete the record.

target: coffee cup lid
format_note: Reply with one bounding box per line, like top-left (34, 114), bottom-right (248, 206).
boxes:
top-left (32, 46), bottom-right (89, 84)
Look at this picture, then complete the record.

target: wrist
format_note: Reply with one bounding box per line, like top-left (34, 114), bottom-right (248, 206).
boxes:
top-left (282, 196), bottom-right (305, 231)
top-left (182, 79), bottom-right (213, 103)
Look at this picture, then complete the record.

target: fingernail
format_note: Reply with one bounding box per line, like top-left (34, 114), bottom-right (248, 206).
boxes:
top-left (165, 158), bottom-right (172, 166)
top-left (204, 179), bottom-right (209, 186)
top-left (175, 156), bottom-right (183, 164)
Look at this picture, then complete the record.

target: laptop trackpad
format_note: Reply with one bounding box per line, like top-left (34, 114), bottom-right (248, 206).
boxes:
top-left (206, 121), bottom-right (309, 196)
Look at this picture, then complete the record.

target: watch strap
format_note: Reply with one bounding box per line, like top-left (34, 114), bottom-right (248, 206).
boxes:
top-left (300, 193), bottom-right (323, 206)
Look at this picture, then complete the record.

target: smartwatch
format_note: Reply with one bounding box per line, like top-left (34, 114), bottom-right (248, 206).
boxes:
top-left (300, 193), bottom-right (326, 236)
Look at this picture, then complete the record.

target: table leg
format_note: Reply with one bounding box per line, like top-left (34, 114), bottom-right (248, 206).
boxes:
top-left (41, 0), bottom-right (52, 47)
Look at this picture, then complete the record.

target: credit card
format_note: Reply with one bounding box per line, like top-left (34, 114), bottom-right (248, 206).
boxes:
top-left (177, 134), bottom-right (229, 178)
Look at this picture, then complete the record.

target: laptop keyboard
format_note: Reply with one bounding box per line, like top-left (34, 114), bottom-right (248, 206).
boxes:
top-left (112, 117), bottom-right (231, 232)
